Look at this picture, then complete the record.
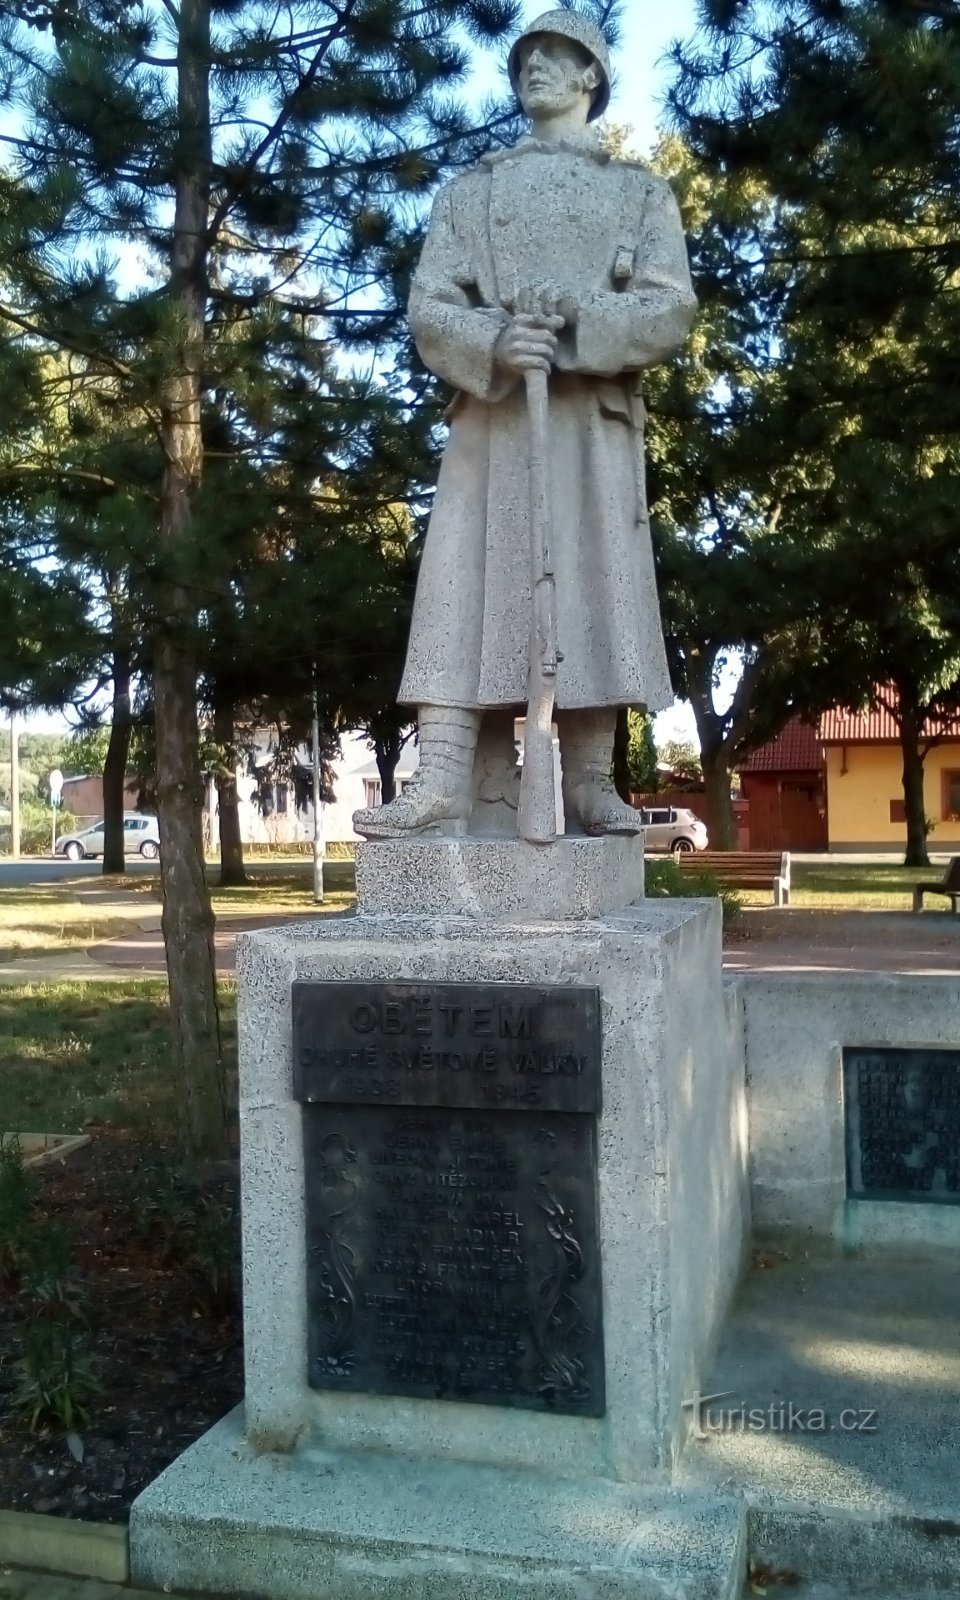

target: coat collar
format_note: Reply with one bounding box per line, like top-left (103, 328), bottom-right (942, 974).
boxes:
top-left (481, 127), bottom-right (611, 168)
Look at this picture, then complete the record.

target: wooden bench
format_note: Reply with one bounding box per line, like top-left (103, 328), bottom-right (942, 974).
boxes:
top-left (912, 856), bottom-right (960, 912)
top-left (677, 849), bottom-right (791, 907)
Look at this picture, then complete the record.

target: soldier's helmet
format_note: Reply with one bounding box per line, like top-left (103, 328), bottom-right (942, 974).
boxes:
top-left (507, 9), bottom-right (612, 123)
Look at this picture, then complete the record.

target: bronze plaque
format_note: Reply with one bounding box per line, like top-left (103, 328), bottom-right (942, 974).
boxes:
top-left (293, 981), bottom-right (601, 1113)
top-left (294, 982), bottom-right (604, 1414)
top-left (845, 1046), bottom-right (960, 1203)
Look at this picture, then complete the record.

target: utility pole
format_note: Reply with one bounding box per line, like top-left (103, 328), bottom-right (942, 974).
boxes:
top-left (9, 711), bottom-right (20, 860)
top-left (311, 683), bottom-right (324, 904)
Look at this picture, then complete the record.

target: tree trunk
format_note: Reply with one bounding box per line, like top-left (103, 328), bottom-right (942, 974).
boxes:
top-left (898, 701), bottom-right (930, 868)
top-left (612, 707), bottom-right (631, 803)
top-left (214, 695), bottom-right (246, 886)
top-left (154, 0), bottom-right (227, 1160)
top-left (701, 746), bottom-right (738, 850)
top-left (375, 729), bottom-right (402, 805)
top-left (101, 645), bottom-right (132, 875)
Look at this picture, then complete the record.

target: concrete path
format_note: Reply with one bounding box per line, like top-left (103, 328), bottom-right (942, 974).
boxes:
top-left (685, 1248), bottom-right (960, 1594)
top-left (728, 909), bottom-right (960, 975)
top-left (0, 859), bottom-right (159, 888)
top-left (85, 912), bottom-right (332, 976)
top-left (3, 901), bottom-right (958, 984)
top-left (76, 906), bottom-right (960, 980)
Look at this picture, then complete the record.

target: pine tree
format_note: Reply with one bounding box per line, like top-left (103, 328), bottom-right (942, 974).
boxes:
top-left (664, 3), bottom-right (960, 862)
top-left (0, 0), bottom-right (523, 1155)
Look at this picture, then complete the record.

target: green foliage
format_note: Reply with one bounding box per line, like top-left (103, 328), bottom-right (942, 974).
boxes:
top-left (655, 3), bottom-right (960, 858)
top-left (185, 1195), bottom-right (240, 1310)
top-left (0, 1136), bottom-right (37, 1284)
top-left (645, 856), bottom-right (743, 927)
top-left (625, 711), bottom-right (658, 794)
top-left (657, 738), bottom-right (702, 785)
top-left (65, 725), bottom-right (110, 776)
top-left (12, 1322), bottom-right (100, 1431)
top-left (135, 1173), bottom-right (239, 1312)
top-left (0, 798), bottom-right (80, 854)
top-left (1, 1135), bottom-right (97, 1432)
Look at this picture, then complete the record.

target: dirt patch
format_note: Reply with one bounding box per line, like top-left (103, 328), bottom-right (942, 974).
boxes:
top-left (0, 1131), bottom-right (242, 1522)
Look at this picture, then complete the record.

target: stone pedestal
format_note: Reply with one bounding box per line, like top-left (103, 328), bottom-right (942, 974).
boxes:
top-left (130, 842), bottom-right (749, 1600)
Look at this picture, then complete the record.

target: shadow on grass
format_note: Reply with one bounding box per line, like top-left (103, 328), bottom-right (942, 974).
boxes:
top-left (208, 858), bottom-right (355, 907)
top-left (0, 981), bottom-right (238, 1138)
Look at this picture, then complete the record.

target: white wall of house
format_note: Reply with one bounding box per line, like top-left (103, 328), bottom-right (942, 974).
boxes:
top-left (203, 727), bottom-right (420, 847)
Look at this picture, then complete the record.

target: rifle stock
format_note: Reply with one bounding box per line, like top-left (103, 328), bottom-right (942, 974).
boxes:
top-left (518, 366), bottom-right (559, 845)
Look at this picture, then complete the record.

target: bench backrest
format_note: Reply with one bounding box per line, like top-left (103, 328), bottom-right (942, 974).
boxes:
top-left (944, 857), bottom-right (960, 890)
top-left (677, 850), bottom-right (789, 882)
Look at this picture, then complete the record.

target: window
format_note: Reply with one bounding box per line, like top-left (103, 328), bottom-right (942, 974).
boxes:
top-left (942, 771), bottom-right (960, 822)
top-left (363, 779), bottom-right (381, 808)
top-left (275, 783), bottom-right (288, 815)
top-left (889, 799), bottom-right (906, 824)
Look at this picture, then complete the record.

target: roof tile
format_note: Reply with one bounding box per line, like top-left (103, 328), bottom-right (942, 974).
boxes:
top-left (739, 718), bottom-right (822, 773)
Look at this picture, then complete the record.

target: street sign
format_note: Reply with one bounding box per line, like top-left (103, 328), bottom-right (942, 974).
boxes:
top-left (49, 769), bottom-right (63, 805)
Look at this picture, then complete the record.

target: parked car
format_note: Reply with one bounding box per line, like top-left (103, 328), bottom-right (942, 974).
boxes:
top-left (55, 813), bottom-right (160, 862)
top-left (638, 806), bottom-right (707, 855)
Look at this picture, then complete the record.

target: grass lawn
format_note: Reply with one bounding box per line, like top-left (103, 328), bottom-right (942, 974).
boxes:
top-left (0, 979), bottom-right (237, 1136)
top-left (0, 858), bottom-right (356, 962)
top-left (741, 860), bottom-right (930, 911)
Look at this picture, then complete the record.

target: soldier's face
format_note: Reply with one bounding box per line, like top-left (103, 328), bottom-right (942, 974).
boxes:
top-left (517, 34), bottom-right (596, 120)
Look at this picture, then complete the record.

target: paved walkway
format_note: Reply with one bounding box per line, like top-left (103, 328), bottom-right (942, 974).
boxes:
top-left (2, 904), bottom-right (959, 984)
top-left (78, 906), bottom-right (960, 979)
top-left (727, 909), bottom-right (960, 975)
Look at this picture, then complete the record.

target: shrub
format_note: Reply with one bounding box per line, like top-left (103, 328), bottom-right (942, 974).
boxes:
top-left (0, 803), bottom-right (81, 855)
top-left (1, 1137), bottom-right (94, 1431)
top-left (0, 1136), bottom-right (37, 1284)
top-left (12, 1323), bottom-right (100, 1430)
top-left (645, 856), bottom-right (743, 927)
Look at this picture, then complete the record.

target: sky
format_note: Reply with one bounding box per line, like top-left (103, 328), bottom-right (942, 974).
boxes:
top-left (19, 0), bottom-right (705, 745)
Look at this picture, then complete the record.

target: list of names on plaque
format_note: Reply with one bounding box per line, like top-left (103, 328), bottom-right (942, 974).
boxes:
top-left (844, 1046), bottom-right (960, 1204)
top-left (294, 982), bottom-right (605, 1415)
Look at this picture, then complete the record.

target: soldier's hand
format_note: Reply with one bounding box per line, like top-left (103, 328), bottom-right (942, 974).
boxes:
top-left (494, 312), bottom-right (564, 375)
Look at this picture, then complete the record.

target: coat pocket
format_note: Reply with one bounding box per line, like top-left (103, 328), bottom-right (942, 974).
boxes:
top-left (596, 379), bottom-right (633, 424)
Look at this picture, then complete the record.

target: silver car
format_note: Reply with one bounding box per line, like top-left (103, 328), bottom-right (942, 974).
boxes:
top-left (56, 813), bottom-right (160, 862)
top-left (639, 805), bottom-right (708, 855)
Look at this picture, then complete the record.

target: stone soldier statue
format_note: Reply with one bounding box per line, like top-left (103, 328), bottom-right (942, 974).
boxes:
top-left (354, 9), bottom-right (696, 840)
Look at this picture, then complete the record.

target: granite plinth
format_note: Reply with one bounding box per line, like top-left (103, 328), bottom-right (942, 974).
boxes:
top-left (130, 883), bottom-right (749, 1600)
top-left (225, 899), bottom-right (746, 1477)
top-left (355, 835), bottom-right (645, 920)
top-left (130, 1409), bottom-right (746, 1600)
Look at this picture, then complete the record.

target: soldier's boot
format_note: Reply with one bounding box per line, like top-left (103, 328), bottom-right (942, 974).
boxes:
top-left (559, 709), bottom-right (643, 836)
top-left (352, 706), bottom-right (481, 839)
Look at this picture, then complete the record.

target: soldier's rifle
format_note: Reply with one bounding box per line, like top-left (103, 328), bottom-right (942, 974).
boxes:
top-left (517, 360), bottom-right (560, 844)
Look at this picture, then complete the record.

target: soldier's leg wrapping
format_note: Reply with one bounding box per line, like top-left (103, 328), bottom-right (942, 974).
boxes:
top-left (558, 708), bottom-right (643, 836)
top-left (352, 706), bottom-right (481, 839)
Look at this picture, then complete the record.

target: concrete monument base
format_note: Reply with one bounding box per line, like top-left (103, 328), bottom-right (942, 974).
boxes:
top-left (130, 884), bottom-right (750, 1599)
top-left (132, 1409), bottom-right (746, 1600)
top-left (355, 835), bottom-right (645, 920)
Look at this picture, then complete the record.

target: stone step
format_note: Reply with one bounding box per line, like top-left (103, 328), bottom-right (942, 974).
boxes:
top-left (131, 1408), bottom-right (747, 1600)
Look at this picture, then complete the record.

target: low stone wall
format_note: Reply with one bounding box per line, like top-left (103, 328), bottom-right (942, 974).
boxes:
top-left (734, 971), bottom-right (960, 1247)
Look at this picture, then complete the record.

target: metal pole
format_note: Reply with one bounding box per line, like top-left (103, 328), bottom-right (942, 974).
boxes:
top-left (10, 711), bottom-right (20, 860)
top-left (311, 685), bottom-right (324, 904)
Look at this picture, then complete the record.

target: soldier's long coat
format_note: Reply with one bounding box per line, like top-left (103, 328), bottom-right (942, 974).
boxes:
top-left (399, 130), bottom-right (697, 712)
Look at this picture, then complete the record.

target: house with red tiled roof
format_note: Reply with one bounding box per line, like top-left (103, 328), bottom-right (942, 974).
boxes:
top-left (818, 702), bottom-right (960, 852)
top-left (738, 718), bottom-right (827, 851)
top-left (739, 700), bottom-right (960, 852)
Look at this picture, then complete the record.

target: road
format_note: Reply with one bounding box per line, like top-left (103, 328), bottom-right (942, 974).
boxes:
top-left (0, 855), bottom-right (160, 887)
